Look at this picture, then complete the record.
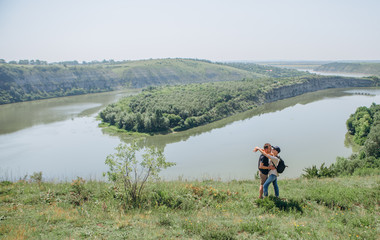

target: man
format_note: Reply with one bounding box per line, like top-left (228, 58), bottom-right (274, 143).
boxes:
top-left (254, 143), bottom-right (275, 199)
top-left (254, 145), bottom-right (281, 198)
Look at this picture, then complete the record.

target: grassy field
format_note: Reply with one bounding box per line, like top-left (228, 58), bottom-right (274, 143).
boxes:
top-left (0, 175), bottom-right (379, 239)
top-left (315, 62), bottom-right (380, 76)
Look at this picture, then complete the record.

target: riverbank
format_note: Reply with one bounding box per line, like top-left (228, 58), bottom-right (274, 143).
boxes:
top-left (1, 175), bottom-right (378, 239)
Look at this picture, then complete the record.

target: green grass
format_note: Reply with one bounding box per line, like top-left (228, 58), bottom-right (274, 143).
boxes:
top-left (1, 176), bottom-right (379, 239)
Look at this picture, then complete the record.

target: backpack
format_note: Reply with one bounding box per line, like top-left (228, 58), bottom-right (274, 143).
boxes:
top-left (275, 156), bottom-right (287, 173)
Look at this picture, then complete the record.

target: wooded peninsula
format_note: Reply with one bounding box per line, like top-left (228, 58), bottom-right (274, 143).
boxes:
top-left (99, 75), bottom-right (376, 133)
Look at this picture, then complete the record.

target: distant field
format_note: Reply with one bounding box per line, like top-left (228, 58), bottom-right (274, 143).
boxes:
top-left (315, 62), bottom-right (380, 76)
top-left (255, 61), bottom-right (330, 70)
top-left (0, 59), bottom-right (309, 104)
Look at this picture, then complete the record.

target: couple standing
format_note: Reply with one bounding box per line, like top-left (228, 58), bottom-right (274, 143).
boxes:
top-left (254, 143), bottom-right (281, 199)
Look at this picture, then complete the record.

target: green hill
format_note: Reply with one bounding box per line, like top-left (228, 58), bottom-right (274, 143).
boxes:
top-left (100, 75), bottom-right (374, 134)
top-left (315, 62), bottom-right (380, 76)
top-left (0, 59), bottom-right (309, 105)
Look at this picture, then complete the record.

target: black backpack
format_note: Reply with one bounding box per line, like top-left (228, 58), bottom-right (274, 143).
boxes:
top-left (275, 156), bottom-right (287, 173)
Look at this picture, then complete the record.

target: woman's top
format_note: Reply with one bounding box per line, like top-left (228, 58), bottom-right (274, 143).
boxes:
top-left (268, 155), bottom-right (279, 176)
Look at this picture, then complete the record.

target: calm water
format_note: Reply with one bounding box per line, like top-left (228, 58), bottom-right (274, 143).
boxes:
top-left (0, 87), bottom-right (379, 181)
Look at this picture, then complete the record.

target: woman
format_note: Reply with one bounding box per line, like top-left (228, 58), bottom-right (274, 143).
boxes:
top-left (254, 145), bottom-right (281, 198)
top-left (254, 143), bottom-right (273, 199)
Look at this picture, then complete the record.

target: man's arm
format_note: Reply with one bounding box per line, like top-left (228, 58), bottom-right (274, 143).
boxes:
top-left (259, 162), bottom-right (274, 170)
top-left (255, 147), bottom-right (275, 170)
top-left (254, 147), bottom-right (270, 158)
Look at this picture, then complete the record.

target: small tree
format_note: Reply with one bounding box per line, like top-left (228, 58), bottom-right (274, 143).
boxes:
top-left (30, 171), bottom-right (43, 185)
top-left (104, 141), bottom-right (175, 207)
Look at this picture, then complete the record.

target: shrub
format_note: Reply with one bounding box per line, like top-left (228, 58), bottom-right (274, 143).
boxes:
top-left (30, 171), bottom-right (43, 185)
top-left (302, 163), bottom-right (335, 178)
top-left (40, 189), bottom-right (55, 204)
top-left (69, 177), bottom-right (90, 206)
top-left (104, 141), bottom-right (175, 208)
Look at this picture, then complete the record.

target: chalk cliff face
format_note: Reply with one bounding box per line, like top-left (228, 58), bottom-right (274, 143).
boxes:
top-left (264, 76), bottom-right (374, 103)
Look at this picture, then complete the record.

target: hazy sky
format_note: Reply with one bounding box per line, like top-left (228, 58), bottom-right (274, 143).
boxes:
top-left (1, 0), bottom-right (379, 62)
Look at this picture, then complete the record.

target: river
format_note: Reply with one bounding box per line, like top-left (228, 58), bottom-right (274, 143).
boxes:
top-left (0, 86), bottom-right (379, 181)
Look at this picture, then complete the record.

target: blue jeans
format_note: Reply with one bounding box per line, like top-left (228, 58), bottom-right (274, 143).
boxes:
top-left (263, 174), bottom-right (279, 197)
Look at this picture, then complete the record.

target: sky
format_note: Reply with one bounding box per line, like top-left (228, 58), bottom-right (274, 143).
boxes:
top-left (1, 0), bottom-right (380, 63)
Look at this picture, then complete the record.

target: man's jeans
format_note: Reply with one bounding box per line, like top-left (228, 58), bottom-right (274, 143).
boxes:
top-left (263, 174), bottom-right (279, 197)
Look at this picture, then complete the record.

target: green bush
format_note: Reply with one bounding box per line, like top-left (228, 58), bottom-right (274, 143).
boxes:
top-left (346, 103), bottom-right (380, 145)
top-left (69, 177), bottom-right (90, 206)
top-left (104, 141), bottom-right (175, 208)
top-left (30, 171), bottom-right (43, 185)
top-left (302, 163), bottom-right (335, 178)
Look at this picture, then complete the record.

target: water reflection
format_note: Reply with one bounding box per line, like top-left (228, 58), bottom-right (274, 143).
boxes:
top-left (0, 89), bottom-right (140, 134)
top-left (106, 88), bottom-right (355, 149)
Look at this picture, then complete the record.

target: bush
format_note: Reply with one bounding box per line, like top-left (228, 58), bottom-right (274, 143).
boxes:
top-left (104, 141), bottom-right (175, 208)
top-left (302, 163), bottom-right (335, 178)
top-left (332, 155), bottom-right (380, 176)
top-left (69, 177), bottom-right (90, 206)
top-left (363, 121), bottom-right (380, 158)
top-left (30, 171), bottom-right (43, 185)
top-left (353, 167), bottom-right (380, 176)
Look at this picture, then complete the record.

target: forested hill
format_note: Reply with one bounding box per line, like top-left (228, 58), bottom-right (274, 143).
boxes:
top-left (0, 59), bottom-right (309, 105)
top-left (315, 62), bottom-right (380, 76)
top-left (99, 75), bottom-right (375, 134)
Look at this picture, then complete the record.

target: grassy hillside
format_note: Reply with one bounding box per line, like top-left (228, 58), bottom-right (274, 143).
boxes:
top-left (218, 62), bottom-right (309, 78)
top-left (107, 59), bottom-right (267, 88)
top-left (0, 59), bottom-right (309, 104)
top-left (315, 62), bottom-right (380, 76)
top-left (0, 176), bottom-right (378, 239)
